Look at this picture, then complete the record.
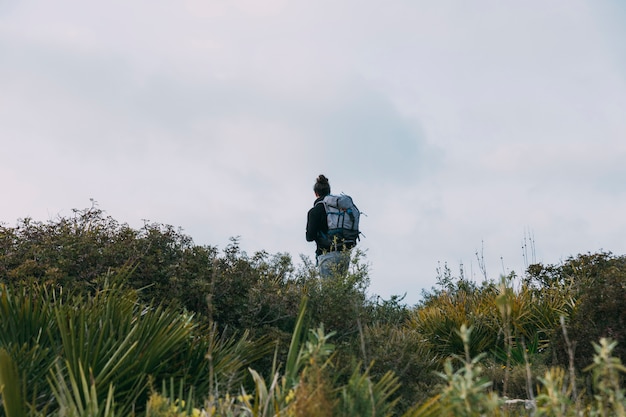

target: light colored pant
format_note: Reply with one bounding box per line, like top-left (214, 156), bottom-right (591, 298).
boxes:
top-left (317, 251), bottom-right (350, 278)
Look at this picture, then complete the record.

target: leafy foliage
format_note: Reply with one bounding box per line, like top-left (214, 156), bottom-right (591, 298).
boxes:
top-left (5, 206), bottom-right (626, 415)
top-left (528, 252), bottom-right (626, 370)
top-left (0, 276), bottom-right (270, 416)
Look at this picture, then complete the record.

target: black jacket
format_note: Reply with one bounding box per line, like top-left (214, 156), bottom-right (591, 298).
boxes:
top-left (306, 197), bottom-right (329, 256)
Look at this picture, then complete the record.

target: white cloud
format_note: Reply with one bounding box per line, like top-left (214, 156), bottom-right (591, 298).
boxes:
top-left (1, 0), bottom-right (626, 305)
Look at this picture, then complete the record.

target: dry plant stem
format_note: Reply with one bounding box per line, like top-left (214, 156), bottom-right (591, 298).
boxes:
top-left (503, 326), bottom-right (511, 399)
top-left (560, 316), bottom-right (579, 409)
top-left (207, 258), bottom-right (218, 397)
top-left (522, 228), bottom-right (537, 270)
top-left (357, 315), bottom-right (367, 366)
top-left (354, 283), bottom-right (368, 367)
top-left (208, 258), bottom-right (218, 325)
top-left (476, 241), bottom-right (488, 281)
top-left (522, 338), bottom-right (536, 414)
top-left (497, 277), bottom-right (512, 399)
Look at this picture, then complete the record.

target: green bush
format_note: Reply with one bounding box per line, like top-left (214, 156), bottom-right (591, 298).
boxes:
top-left (528, 253), bottom-right (626, 370)
top-left (12, 205), bottom-right (626, 414)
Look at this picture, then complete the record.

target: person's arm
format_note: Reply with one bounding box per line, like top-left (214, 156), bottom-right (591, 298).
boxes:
top-left (306, 203), bottom-right (325, 242)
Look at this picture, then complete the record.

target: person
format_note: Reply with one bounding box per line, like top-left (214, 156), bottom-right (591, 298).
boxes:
top-left (306, 174), bottom-right (350, 277)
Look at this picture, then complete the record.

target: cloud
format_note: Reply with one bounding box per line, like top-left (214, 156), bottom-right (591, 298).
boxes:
top-left (311, 81), bottom-right (441, 184)
top-left (2, 25), bottom-right (441, 190)
top-left (2, 0), bottom-right (626, 305)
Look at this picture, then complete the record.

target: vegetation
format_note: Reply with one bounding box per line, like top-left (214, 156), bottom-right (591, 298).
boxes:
top-left (1, 204), bottom-right (626, 415)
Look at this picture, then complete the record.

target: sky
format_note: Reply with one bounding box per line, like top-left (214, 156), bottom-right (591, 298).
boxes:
top-left (1, 1), bottom-right (626, 305)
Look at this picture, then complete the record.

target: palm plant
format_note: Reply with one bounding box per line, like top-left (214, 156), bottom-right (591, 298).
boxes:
top-left (0, 283), bottom-right (57, 411)
top-left (337, 366), bottom-right (399, 417)
top-left (0, 272), bottom-right (272, 416)
top-left (48, 361), bottom-right (117, 417)
top-left (0, 348), bottom-right (27, 417)
top-left (43, 272), bottom-right (196, 415)
top-left (408, 288), bottom-right (496, 361)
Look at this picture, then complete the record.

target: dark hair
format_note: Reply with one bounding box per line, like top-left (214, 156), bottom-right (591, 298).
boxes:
top-left (313, 174), bottom-right (331, 197)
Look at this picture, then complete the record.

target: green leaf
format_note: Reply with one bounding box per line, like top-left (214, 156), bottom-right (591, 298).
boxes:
top-left (0, 348), bottom-right (27, 417)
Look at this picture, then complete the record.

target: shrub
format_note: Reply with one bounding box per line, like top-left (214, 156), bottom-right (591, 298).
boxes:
top-left (530, 253), bottom-right (626, 370)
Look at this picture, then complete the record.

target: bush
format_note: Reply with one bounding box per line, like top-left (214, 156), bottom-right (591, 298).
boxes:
top-left (529, 253), bottom-right (626, 370)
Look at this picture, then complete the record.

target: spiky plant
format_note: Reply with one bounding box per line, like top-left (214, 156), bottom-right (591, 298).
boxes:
top-left (408, 288), bottom-right (496, 361)
top-left (0, 348), bottom-right (27, 417)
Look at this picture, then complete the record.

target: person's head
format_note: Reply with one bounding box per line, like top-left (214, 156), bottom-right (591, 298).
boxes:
top-left (313, 174), bottom-right (331, 197)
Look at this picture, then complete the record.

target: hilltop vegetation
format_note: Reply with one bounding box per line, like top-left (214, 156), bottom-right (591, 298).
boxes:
top-left (1, 204), bottom-right (626, 416)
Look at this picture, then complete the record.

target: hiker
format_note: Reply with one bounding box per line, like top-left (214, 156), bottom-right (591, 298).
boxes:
top-left (306, 174), bottom-right (353, 277)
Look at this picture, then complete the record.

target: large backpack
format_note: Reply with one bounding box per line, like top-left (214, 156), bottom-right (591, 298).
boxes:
top-left (316, 194), bottom-right (361, 249)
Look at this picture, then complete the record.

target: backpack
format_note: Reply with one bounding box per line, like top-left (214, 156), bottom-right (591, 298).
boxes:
top-left (316, 193), bottom-right (361, 249)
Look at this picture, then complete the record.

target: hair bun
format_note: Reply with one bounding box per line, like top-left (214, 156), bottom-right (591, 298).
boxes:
top-left (313, 174), bottom-right (331, 197)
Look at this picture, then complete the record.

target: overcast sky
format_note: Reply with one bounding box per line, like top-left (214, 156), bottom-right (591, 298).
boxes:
top-left (2, 1), bottom-right (625, 305)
